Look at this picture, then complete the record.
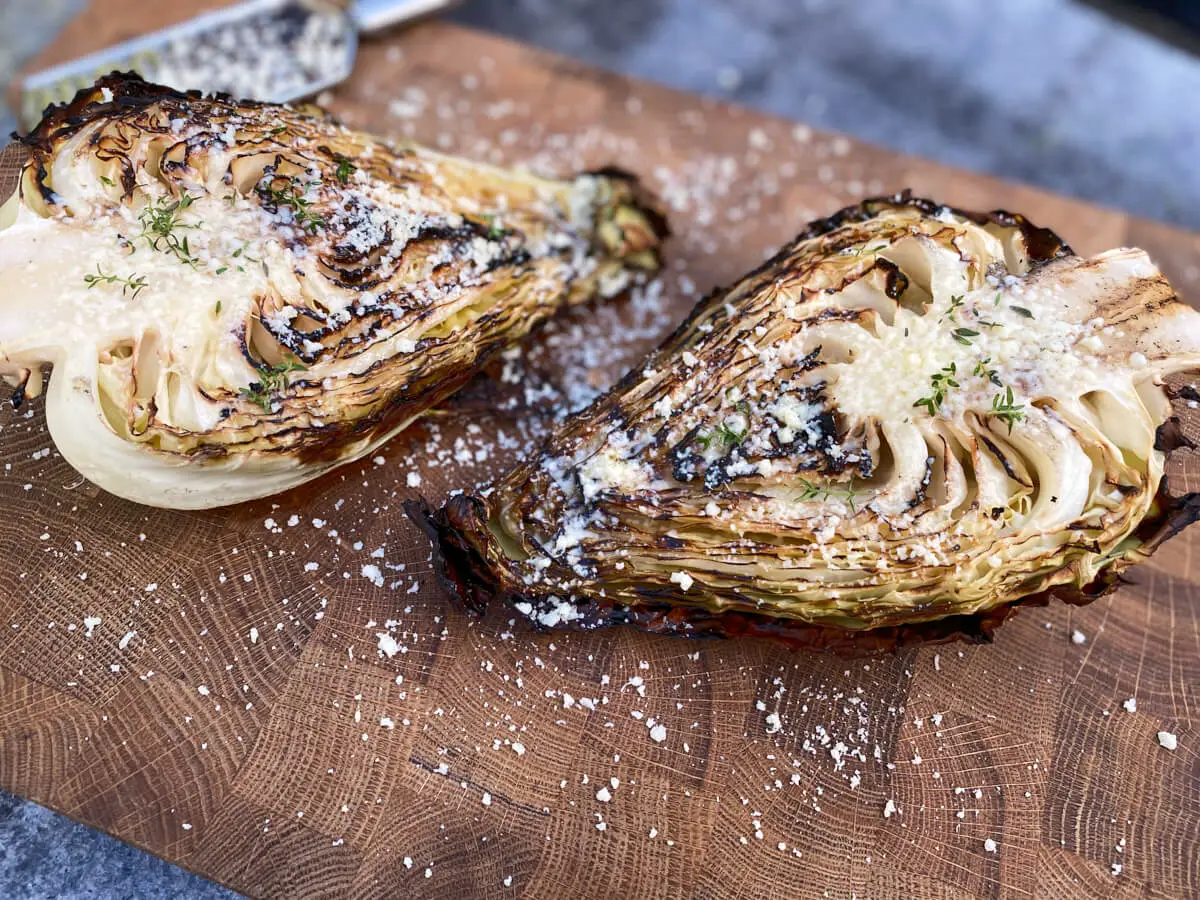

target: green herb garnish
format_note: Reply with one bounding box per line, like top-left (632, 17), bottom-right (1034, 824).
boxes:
top-left (83, 265), bottom-right (148, 299)
top-left (334, 155), bottom-right (356, 184)
top-left (716, 420), bottom-right (748, 447)
top-left (1011, 305), bottom-right (1034, 319)
top-left (798, 476), bottom-right (858, 513)
top-left (239, 360), bottom-right (306, 411)
top-left (952, 327), bottom-right (980, 346)
top-left (259, 178), bottom-right (326, 234)
top-left (989, 385), bottom-right (1025, 433)
top-left (914, 362), bottom-right (958, 416)
top-left (481, 214), bottom-right (508, 240)
top-left (136, 194), bottom-right (199, 267)
top-left (973, 357), bottom-right (1002, 387)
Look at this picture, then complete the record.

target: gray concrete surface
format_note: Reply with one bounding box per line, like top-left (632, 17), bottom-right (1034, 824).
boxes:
top-left (1, 1), bottom-right (1197, 897)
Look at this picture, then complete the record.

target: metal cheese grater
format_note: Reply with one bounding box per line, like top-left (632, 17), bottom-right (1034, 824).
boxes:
top-left (18, 0), bottom-right (457, 130)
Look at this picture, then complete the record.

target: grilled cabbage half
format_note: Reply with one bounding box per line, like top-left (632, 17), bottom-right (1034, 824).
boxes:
top-left (0, 74), bottom-right (665, 508)
top-left (414, 195), bottom-right (1200, 652)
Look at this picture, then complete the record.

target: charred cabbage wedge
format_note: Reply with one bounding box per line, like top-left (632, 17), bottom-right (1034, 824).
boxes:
top-left (413, 195), bottom-right (1200, 652)
top-left (0, 74), bottom-right (666, 508)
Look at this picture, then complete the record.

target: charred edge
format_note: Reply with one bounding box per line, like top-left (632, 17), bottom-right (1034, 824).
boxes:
top-left (622, 191), bottom-right (1073, 388)
top-left (875, 257), bottom-right (909, 300)
top-left (23, 73), bottom-right (179, 151)
top-left (22, 72), bottom-right (293, 147)
top-left (403, 496), bottom-right (498, 615)
top-left (421, 465), bottom-right (1200, 656)
top-left (474, 546), bottom-right (1134, 657)
top-left (586, 165), bottom-right (672, 248)
top-left (1143, 472), bottom-right (1200, 550)
top-left (1155, 415), bottom-right (1197, 454)
top-left (793, 190), bottom-right (1073, 265)
top-left (289, 355), bottom-right (479, 465)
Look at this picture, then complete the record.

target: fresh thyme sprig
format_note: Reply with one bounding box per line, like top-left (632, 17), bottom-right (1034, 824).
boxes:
top-left (914, 362), bottom-right (958, 415)
top-left (136, 194), bottom-right (199, 267)
top-left (973, 357), bottom-right (1002, 387)
top-left (239, 360), bottom-right (307, 411)
top-left (715, 420), bottom-right (748, 447)
top-left (83, 265), bottom-right (149, 299)
top-left (333, 155), bottom-right (356, 185)
top-left (798, 476), bottom-right (858, 513)
top-left (481, 213), bottom-right (509, 240)
top-left (259, 178), bottom-right (326, 234)
top-left (989, 385), bottom-right (1026, 433)
top-left (942, 294), bottom-right (965, 322)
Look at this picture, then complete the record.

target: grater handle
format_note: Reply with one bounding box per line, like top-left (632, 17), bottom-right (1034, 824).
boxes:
top-left (350, 0), bottom-right (459, 33)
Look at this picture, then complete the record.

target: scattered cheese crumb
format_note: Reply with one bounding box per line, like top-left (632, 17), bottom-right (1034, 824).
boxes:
top-left (1157, 731), bottom-right (1178, 751)
top-left (648, 723), bottom-right (667, 743)
top-left (1122, 697), bottom-right (1136, 713)
top-left (1071, 629), bottom-right (1087, 645)
top-left (669, 571), bottom-right (694, 592)
top-left (883, 799), bottom-right (897, 819)
top-left (984, 838), bottom-right (998, 853)
top-left (361, 564), bottom-right (384, 587)
top-left (377, 633), bottom-right (400, 658)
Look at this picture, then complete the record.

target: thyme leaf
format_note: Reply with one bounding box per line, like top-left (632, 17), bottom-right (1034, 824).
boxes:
top-left (989, 385), bottom-right (1026, 433)
top-left (136, 194), bottom-right (199, 267)
top-left (239, 360), bottom-right (306, 411)
top-left (914, 362), bottom-right (958, 415)
top-left (83, 265), bottom-right (149, 299)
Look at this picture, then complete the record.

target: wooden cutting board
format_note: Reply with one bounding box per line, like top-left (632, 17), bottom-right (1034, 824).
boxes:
top-left (2, 4), bottom-right (1198, 898)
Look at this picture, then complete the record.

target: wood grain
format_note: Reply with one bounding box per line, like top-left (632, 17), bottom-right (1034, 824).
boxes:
top-left (1, 4), bottom-right (1198, 898)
